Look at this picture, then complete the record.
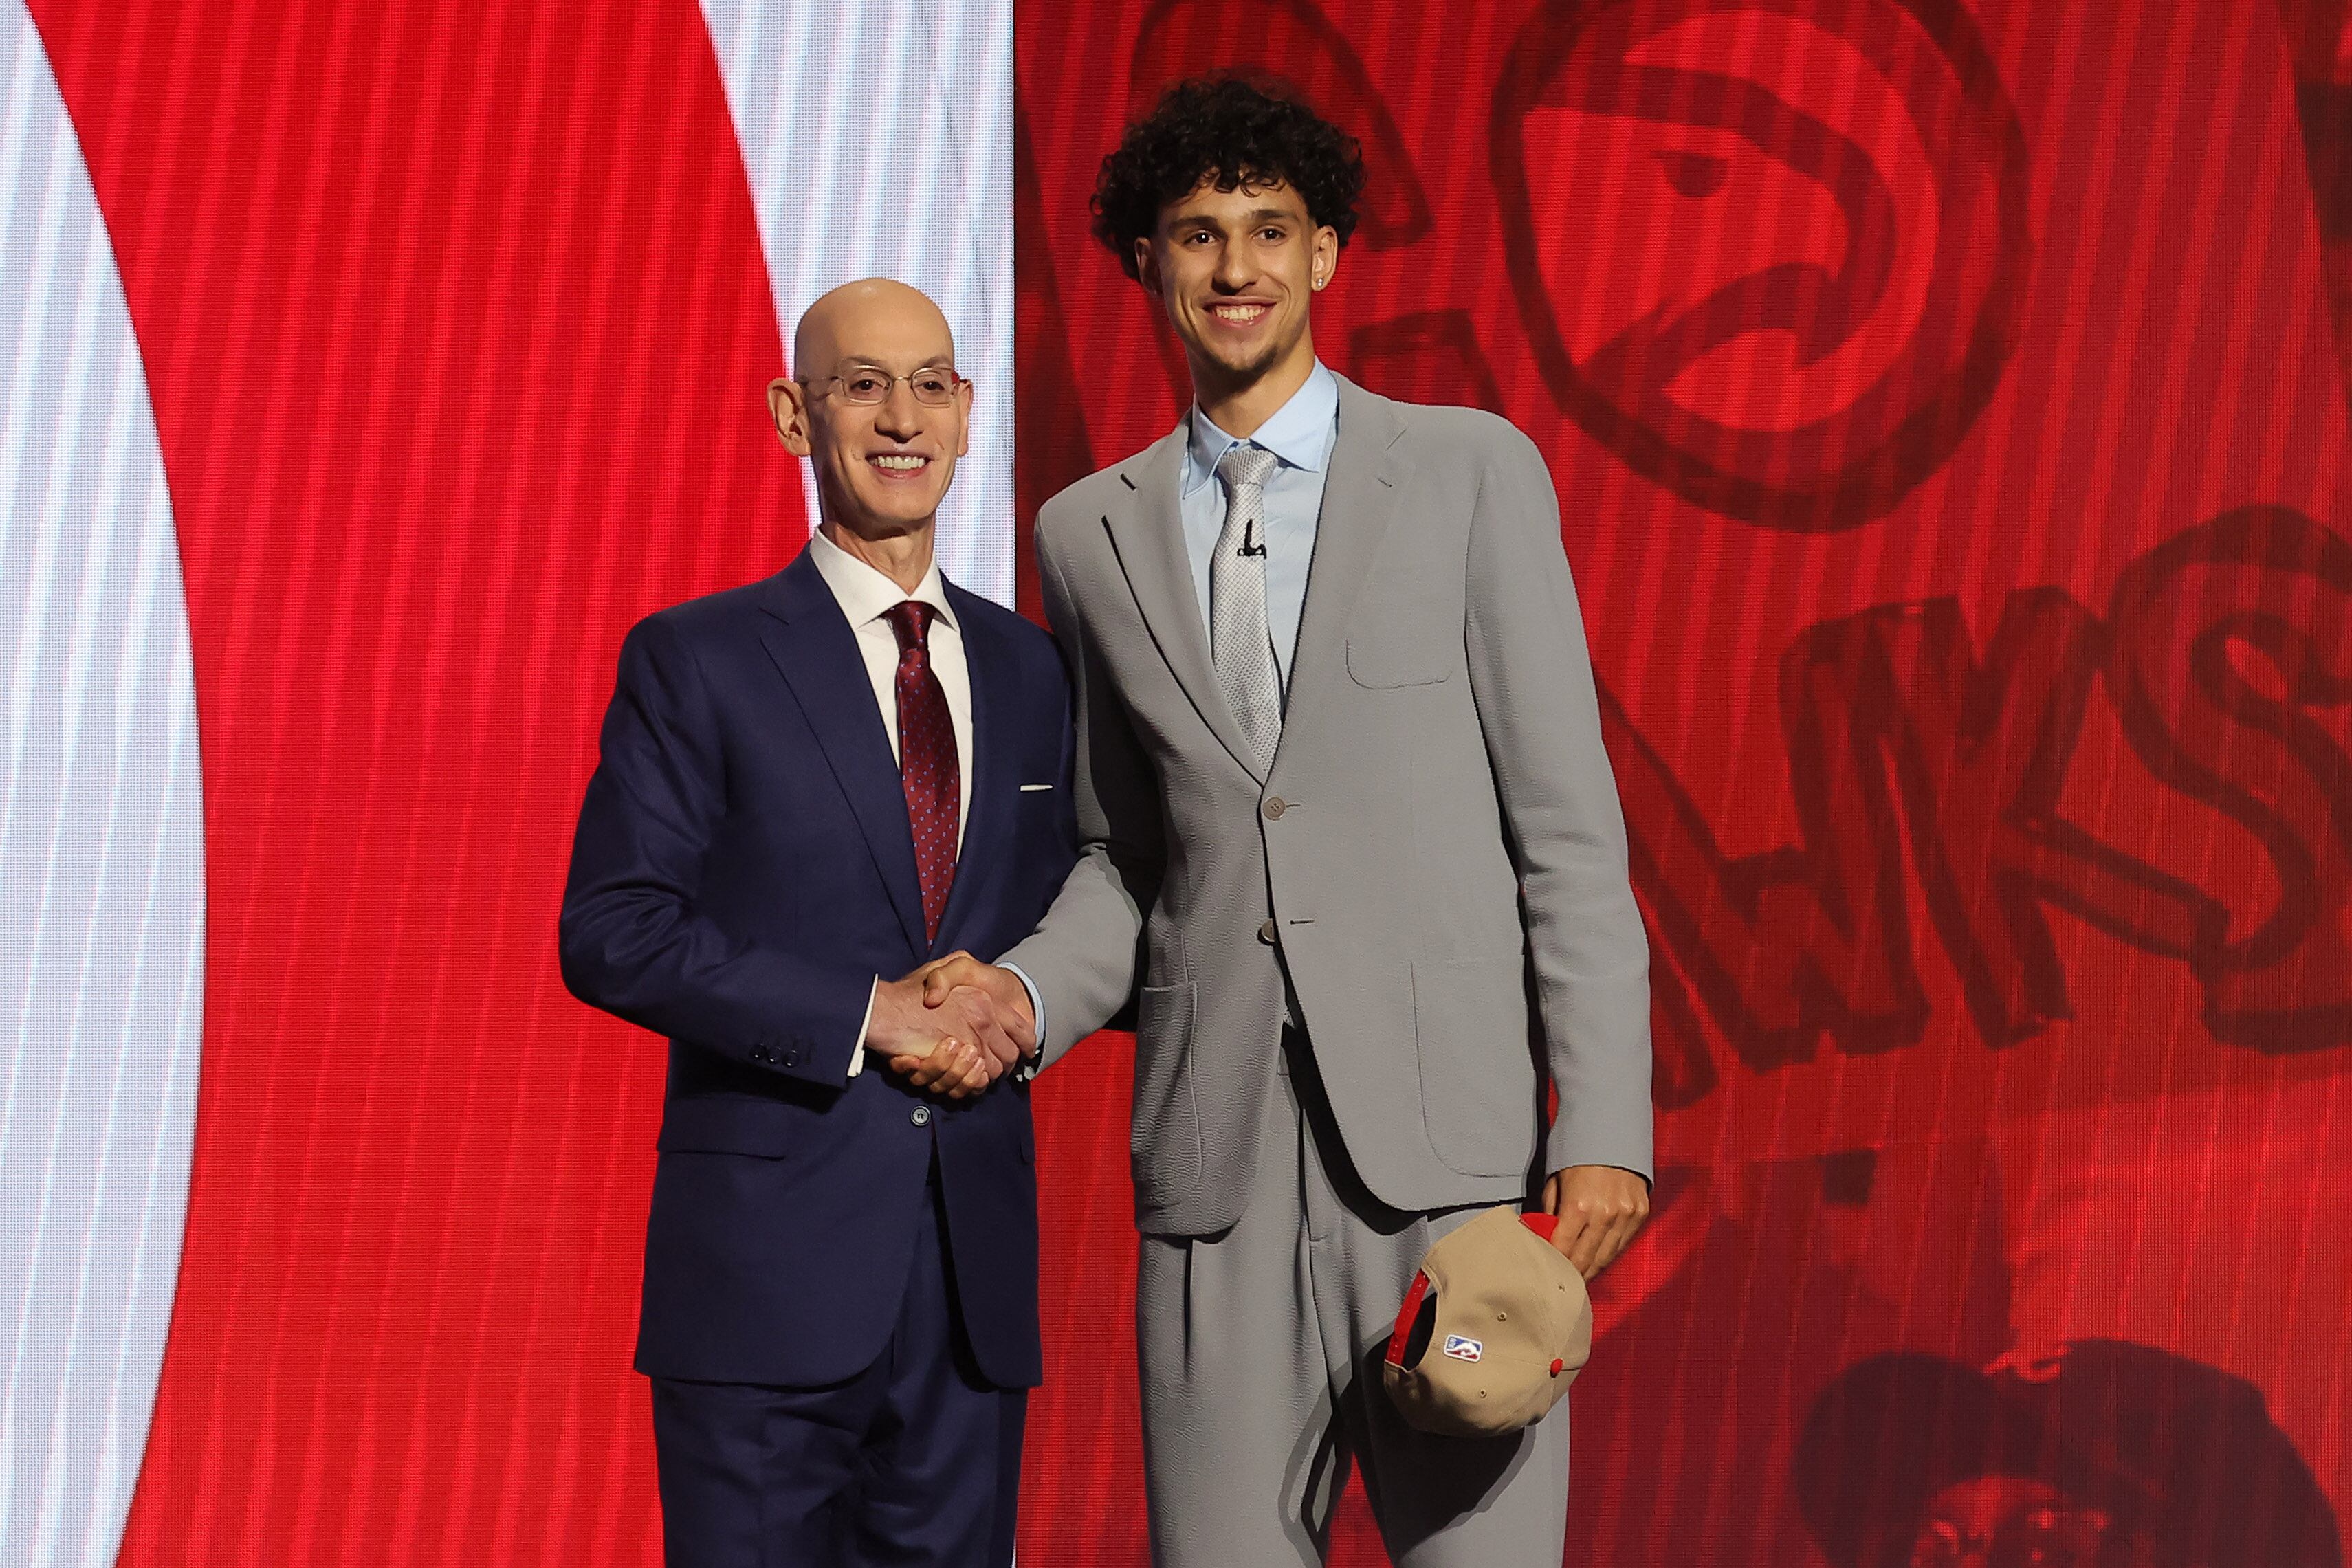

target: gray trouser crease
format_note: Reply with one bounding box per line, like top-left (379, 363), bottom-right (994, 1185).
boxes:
top-left (1134, 1030), bottom-right (1572, 1567)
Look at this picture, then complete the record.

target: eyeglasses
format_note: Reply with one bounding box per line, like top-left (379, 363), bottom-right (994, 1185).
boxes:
top-left (800, 366), bottom-right (969, 406)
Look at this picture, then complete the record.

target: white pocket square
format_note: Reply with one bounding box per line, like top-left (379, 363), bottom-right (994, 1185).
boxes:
top-left (1019, 783), bottom-right (1054, 792)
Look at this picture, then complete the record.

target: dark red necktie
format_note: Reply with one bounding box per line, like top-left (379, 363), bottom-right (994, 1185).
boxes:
top-left (886, 601), bottom-right (958, 943)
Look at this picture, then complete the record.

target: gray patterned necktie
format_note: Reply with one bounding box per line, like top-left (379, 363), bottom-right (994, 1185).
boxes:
top-left (1211, 443), bottom-right (1283, 772)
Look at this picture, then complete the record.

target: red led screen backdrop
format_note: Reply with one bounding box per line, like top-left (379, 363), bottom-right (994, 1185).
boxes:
top-left (1015, 0), bottom-right (2352, 1563)
top-left (34, 1), bottom-right (805, 1560)
top-left (7, 1), bottom-right (2351, 1564)
top-left (10, 0), bottom-right (1024, 1561)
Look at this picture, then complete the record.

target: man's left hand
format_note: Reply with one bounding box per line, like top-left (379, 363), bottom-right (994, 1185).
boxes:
top-left (886, 1029), bottom-right (996, 1098)
top-left (1541, 1165), bottom-right (1651, 1279)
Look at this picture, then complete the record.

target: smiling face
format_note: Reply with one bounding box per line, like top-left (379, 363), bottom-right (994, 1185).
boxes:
top-left (768, 278), bottom-right (971, 543)
top-left (1137, 173), bottom-right (1337, 405)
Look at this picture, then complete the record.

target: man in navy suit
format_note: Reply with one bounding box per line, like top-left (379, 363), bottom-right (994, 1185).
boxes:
top-left (560, 277), bottom-right (1075, 1567)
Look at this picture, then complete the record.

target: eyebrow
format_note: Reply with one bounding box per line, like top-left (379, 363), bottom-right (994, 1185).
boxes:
top-left (1169, 208), bottom-right (1299, 228)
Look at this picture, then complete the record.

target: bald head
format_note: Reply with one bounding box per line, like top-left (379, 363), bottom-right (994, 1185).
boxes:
top-left (793, 277), bottom-right (956, 378)
top-left (769, 277), bottom-right (971, 568)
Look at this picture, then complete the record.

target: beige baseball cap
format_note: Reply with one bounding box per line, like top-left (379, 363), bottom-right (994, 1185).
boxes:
top-left (1381, 1207), bottom-right (1593, 1438)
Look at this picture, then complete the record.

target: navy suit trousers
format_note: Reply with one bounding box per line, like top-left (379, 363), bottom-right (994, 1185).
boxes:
top-left (648, 1169), bottom-right (1024, 1567)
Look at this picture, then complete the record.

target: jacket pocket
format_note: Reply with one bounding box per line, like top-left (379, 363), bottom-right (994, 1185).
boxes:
top-left (1128, 982), bottom-right (1202, 1202)
top-left (1411, 956), bottom-right (1539, 1176)
top-left (1346, 630), bottom-right (1453, 689)
top-left (655, 1096), bottom-right (802, 1158)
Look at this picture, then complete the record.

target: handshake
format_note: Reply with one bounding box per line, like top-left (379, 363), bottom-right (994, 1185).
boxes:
top-left (866, 953), bottom-right (1035, 1098)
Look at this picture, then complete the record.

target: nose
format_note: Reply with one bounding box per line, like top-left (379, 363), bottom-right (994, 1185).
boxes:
top-left (874, 379), bottom-right (923, 439)
top-left (1211, 237), bottom-right (1254, 291)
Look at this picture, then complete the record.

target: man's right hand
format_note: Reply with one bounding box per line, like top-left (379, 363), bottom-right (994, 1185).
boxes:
top-left (916, 953), bottom-right (1037, 1062)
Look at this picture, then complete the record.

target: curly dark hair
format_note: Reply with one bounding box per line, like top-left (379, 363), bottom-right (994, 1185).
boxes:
top-left (1090, 76), bottom-right (1365, 282)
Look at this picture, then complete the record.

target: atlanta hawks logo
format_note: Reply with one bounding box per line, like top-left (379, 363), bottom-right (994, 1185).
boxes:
top-left (1491, 0), bottom-right (2032, 532)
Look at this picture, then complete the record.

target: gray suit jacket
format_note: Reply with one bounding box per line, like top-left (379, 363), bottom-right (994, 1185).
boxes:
top-left (1007, 375), bottom-right (1652, 1235)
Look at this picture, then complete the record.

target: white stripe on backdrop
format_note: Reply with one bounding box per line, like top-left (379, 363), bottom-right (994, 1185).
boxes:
top-left (0, 4), bottom-right (206, 1567)
top-left (699, 0), bottom-right (1018, 605)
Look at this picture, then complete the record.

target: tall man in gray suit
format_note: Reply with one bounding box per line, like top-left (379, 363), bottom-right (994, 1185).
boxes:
top-left (925, 78), bottom-right (1653, 1565)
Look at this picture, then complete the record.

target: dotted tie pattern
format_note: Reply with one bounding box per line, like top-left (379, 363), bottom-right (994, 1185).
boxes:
top-left (887, 600), bottom-right (960, 945)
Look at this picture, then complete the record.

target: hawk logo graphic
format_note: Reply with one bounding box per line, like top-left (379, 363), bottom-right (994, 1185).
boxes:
top-left (1491, 0), bottom-right (2032, 532)
top-left (1443, 1335), bottom-right (1485, 1363)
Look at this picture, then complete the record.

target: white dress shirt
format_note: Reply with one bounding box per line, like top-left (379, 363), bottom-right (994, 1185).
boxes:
top-left (807, 527), bottom-right (972, 1074)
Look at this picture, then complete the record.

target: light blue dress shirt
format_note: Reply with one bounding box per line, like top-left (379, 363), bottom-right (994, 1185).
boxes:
top-left (1180, 360), bottom-right (1339, 689)
top-left (1006, 363), bottom-right (1341, 1060)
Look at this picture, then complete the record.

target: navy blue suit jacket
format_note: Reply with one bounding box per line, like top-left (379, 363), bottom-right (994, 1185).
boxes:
top-left (559, 549), bottom-right (1077, 1390)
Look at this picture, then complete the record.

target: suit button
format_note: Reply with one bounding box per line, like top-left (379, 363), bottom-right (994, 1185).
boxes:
top-left (1263, 796), bottom-right (1287, 820)
top-left (1257, 918), bottom-right (1277, 945)
top-left (783, 1049), bottom-right (802, 1068)
top-left (911, 1105), bottom-right (933, 1127)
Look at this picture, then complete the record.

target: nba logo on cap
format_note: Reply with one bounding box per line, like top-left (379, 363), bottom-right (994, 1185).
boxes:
top-left (1442, 1336), bottom-right (1483, 1363)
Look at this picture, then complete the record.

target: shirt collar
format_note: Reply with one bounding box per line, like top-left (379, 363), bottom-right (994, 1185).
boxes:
top-left (1182, 360), bottom-right (1340, 498)
top-left (806, 524), bottom-right (958, 632)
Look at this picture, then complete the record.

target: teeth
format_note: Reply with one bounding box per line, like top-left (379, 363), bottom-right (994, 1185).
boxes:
top-left (872, 454), bottom-right (927, 470)
top-left (1212, 305), bottom-right (1266, 321)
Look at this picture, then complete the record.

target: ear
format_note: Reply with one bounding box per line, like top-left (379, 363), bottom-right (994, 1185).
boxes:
top-left (768, 377), bottom-right (813, 456)
top-left (1134, 236), bottom-right (1161, 295)
top-left (953, 379), bottom-right (973, 459)
top-left (1310, 225), bottom-right (1340, 292)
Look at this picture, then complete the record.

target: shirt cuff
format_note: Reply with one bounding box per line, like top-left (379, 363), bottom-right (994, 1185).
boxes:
top-left (1000, 962), bottom-right (1048, 1078)
top-left (846, 976), bottom-right (878, 1078)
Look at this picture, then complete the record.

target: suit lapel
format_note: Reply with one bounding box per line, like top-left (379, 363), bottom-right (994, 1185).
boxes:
top-left (930, 582), bottom-right (1009, 958)
top-left (1281, 377), bottom-right (1407, 741)
top-left (1101, 425), bottom-right (1268, 782)
top-left (754, 552), bottom-right (927, 956)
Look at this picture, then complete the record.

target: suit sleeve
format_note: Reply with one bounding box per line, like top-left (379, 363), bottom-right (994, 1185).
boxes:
top-left (558, 612), bottom-right (869, 1085)
top-left (1000, 523), bottom-right (1165, 1068)
top-left (1464, 426), bottom-right (1656, 1183)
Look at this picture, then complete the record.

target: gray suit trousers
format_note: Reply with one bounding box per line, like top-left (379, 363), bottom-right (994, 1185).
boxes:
top-left (1136, 1032), bottom-right (1570, 1567)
